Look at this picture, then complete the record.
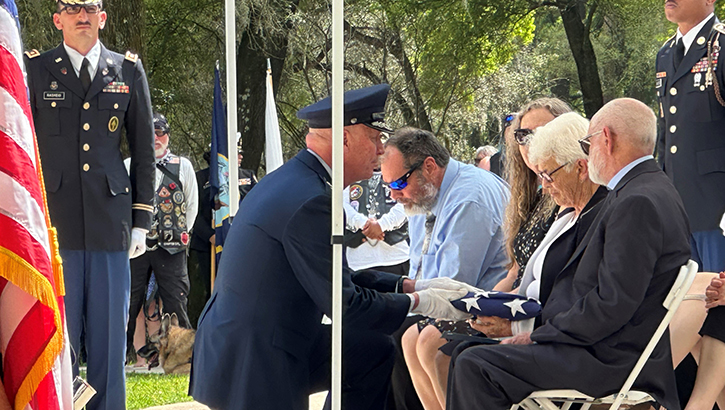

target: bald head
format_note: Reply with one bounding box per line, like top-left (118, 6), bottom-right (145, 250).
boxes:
top-left (590, 98), bottom-right (657, 157)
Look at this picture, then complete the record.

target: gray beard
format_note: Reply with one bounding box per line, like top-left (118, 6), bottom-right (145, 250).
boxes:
top-left (403, 180), bottom-right (439, 216)
top-left (588, 154), bottom-right (608, 186)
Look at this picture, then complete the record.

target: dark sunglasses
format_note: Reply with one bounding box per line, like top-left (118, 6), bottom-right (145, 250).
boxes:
top-left (514, 128), bottom-right (534, 145)
top-left (60, 4), bottom-right (102, 14)
top-left (578, 130), bottom-right (602, 156)
top-left (154, 129), bottom-right (168, 137)
top-left (386, 160), bottom-right (424, 190)
top-left (537, 161), bottom-right (570, 183)
top-left (474, 157), bottom-right (484, 165)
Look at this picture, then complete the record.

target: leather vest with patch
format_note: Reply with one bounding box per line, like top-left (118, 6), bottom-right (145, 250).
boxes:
top-left (148, 160), bottom-right (189, 254)
top-left (345, 173), bottom-right (408, 248)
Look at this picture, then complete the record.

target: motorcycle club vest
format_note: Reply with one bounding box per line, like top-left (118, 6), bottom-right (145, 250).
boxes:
top-left (345, 173), bottom-right (408, 249)
top-left (147, 156), bottom-right (189, 254)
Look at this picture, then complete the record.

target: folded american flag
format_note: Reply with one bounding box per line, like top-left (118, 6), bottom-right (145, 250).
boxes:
top-left (451, 291), bottom-right (542, 321)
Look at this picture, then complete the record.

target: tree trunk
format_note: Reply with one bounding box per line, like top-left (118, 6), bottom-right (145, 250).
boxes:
top-left (236, 3), bottom-right (298, 173)
top-left (558, 0), bottom-right (603, 118)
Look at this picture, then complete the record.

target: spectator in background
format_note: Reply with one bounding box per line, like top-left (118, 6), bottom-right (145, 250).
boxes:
top-left (474, 145), bottom-right (498, 171)
top-left (236, 137), bottom-right (258, 202)
top-left (188, 151), bottom-right (214, 326)
top-left (125, 113), bottom-right (198, 364)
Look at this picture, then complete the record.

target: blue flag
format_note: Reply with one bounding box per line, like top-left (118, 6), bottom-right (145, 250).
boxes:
top-left (210, 67), bottom-right (231, 266)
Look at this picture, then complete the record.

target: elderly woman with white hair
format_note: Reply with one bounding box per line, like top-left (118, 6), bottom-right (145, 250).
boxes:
top-left (471, 111), bottom-right (608, 337)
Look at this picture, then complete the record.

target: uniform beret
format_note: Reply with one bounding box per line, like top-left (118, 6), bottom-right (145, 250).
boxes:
top-left (296, 83), bottom-right (393, 133)
top-left (451, 291), bottom-right (542, 321)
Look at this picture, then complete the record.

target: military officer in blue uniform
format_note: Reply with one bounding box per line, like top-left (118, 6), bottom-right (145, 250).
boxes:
top-left (656, 1), bottom-right (725, 408)
top-left (24, 0), bottom-right (155, 408)
top-left (189, 84), bottom-right (471, 410)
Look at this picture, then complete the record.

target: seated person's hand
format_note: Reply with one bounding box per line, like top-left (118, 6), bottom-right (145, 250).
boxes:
top-left (500, 332), bottom-right (533, 345)
top-left (362, 219), bottom-right (385, 241)
top-left (469, 315), bottom-right (513, 338)
top-left (705, 271), bottom-right (725, 309)
top-left (415, 277), bottom-right (480, 293)
top-left (411, 288), bottom-right (472, 321)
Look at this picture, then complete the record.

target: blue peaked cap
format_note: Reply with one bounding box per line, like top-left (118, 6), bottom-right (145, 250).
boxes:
top-left (296, 84), bottom-right (393, 132)
top-left (451, 291), bottom-right (542, 321)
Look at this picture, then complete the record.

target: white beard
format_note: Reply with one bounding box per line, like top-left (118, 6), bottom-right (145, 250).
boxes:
top-left (588, 151), bottom-right (608, 186)
top-left (403, 179), bottom-right (439, 216)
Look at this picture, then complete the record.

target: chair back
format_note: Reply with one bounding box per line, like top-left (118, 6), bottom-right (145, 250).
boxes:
top-left (608, 259), bottom-right (699, 410)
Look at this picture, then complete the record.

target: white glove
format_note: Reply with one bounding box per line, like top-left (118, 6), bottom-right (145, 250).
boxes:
top-left (720, 212), bottom-right (725, 236)
top-left (411, 288), bottom-right (471, 321)
top-left (414, 277), bottom-right (480, 293)
top-left (128, 228), bottom-right (148, 259)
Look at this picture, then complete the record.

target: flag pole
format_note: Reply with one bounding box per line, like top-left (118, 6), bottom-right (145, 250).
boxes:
top-left (225, 0), bottom-right (239, 217)
top-left (330, 0), bottom-right (344, 407)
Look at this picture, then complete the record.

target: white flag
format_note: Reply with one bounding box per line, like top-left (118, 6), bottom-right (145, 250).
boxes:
top-left (265, 59), bottom-right (284, 173)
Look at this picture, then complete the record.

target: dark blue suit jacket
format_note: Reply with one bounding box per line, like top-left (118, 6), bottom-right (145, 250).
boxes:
top-left (189, 150), bottom-right (411, 409)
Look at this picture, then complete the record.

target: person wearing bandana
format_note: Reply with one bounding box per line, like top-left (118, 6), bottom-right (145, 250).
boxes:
top-left (123, 112), bottom-right (198, 365)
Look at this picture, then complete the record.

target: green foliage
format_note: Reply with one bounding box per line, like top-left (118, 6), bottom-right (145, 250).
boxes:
top-left (126, 373), bottom-right (193, 410)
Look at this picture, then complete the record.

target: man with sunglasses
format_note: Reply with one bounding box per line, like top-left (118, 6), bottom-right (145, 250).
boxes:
top-left (24, 1), bottom-right (154, 408)
top-left (123, 112), bottom-right (198, 366)
top-left (190, 84), bottom-right (471, 410)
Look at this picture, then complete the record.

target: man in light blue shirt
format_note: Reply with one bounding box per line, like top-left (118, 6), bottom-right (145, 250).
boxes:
top-left (381, 127), bottom-right (510, 291)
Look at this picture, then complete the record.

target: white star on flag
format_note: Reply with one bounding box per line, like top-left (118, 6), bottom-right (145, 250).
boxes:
top-left (474, 290), bottom-right (492, 298)
top-left (503, 299), bottom-right (528, 317)
top-left (461, 296), bottom-right (481, 312)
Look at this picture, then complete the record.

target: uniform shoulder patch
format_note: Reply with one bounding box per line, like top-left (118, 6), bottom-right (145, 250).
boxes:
top-left (714, 22), bottom-right (725, 35)
top-left (124, 50), bottom-right (138, 63)
top-left (25, 49), bottom-right (40, 59)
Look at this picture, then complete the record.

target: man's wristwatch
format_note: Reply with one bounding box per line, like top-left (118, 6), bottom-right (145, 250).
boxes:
top-left (395, 275), bottom-right (409, 293)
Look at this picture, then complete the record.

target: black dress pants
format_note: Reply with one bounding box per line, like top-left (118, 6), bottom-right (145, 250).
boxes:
top-left (127, 248), bottom-right (191, 353)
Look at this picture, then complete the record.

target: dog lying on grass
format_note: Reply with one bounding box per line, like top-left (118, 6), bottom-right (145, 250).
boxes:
top-left (137, 313), bottom-right (195, 374)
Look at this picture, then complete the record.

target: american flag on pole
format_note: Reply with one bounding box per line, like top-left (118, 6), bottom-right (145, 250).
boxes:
top-left (0, 0), bottom-right (73, 409)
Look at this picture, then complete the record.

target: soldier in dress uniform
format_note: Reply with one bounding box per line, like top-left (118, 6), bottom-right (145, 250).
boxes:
top-left (656, 1), bottom-right (725, 408)
top-left (125, 113), bottom-right (198, 363)
top-left (236, 140), bottom-right (258, 202)
top-left (24, 0), bottom-right (155, 408)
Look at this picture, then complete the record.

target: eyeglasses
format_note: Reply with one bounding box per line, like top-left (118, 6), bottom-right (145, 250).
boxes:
top-left (154, 130), bottom-right (168, 137)
top-left (514, 128), bottom-right (534, 145)
top-left (60, 4), bottom-right (102, 14)
top-left (386, 160), bottom-right (424, 190)
top-left (578, 130), bottom-right (602, 156)
top-left (537, 161), bottom-right (570, 183)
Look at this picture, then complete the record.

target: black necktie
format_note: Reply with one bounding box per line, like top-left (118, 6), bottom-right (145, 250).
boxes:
top-left (80, 58), bottom-right (91, 94)
top-left (674, 38), bottom-right (685, 70)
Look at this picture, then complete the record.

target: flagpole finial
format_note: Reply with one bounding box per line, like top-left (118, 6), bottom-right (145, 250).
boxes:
top-left (267, 58), bottom-right (271, 73)
top-left (216, 60), bottom-right (220, 71)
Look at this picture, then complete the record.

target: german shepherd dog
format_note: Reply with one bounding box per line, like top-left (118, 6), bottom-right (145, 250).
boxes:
top-left (137, 313), bottom-right (195, 374)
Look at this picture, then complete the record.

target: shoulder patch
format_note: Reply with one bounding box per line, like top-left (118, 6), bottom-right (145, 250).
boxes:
top-left (714, 22), bottom-right (725, 35)
top-left (25, 49), bottom-right (40, 59)
top-left (124, 51), bottom-right (138, 63)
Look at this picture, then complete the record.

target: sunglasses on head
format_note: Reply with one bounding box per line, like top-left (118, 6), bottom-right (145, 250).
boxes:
top-left (537, 161), bottom-right (570, 183)
top-left (60, 4), bottom-right (102, 14)
top-left (386, 160), bottom-right (425, 190)
top-left (514, 128), bottom-right (534, 145)
top-left (578, 130), bottom-right (602, 156)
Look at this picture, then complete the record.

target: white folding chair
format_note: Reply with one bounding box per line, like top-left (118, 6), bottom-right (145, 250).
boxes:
top-left (511, 259), bottom-right (699, 410)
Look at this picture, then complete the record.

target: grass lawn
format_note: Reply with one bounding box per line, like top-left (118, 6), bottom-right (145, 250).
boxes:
top-left (126, 373), bottom-right (193, 410)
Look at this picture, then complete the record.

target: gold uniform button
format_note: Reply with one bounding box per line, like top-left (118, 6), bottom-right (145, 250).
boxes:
top-left (51, 102), bottom-right (57, 108)
top-left (670, 145), bottom-right (678, 154)
top-left (700, 85), bottom-right (706, 91)
top-left (83, 163), bottom-right (90, 171)
top-left (670, 106), bottom-right (677, 114)
top-left (83, 123), bottom-right (90, 131)
top-left (114, 103), bottom-right (119, 109)
top-left (83, 102), bottom-right (90, 110)
top-left (670, 125), bottom-right (677, 133)
top-left (698, 36), bottom-right (706, 45)
top-left (670, 87), bottom-right (677, 96)
top-left (83, 143), bottom-right (90, 151)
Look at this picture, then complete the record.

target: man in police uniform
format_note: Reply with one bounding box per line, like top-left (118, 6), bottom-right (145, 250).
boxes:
top-left (125, 113), bottom-right (198, 363)
top-left (24, 0), bottom-right (154, 408)
top-left (656, 0), bottom-right (725, 408)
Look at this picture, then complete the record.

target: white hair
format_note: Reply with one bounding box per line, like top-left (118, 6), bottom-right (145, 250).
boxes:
top-left (590, 98), bottom-right (657, 155)
top-left (528, 112), bottom-right (589, 169)
top-left (475, 145), bottom-right (498, 158)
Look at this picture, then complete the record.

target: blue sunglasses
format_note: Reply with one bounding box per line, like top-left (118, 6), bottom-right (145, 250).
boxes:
top-left (386, 160), bottom-right (424, 190)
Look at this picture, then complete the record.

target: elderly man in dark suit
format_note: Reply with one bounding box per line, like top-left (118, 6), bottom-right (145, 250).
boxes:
top-left (447, 98), bottom-right (691, 410)
top-left (189, 84), bottom-right (471, 410)
top-left (24, 0), bottom-right (154, 408)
